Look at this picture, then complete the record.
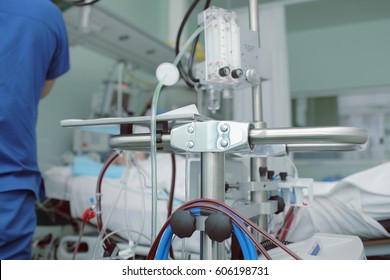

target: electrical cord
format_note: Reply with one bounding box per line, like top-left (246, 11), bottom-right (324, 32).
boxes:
top-left (167, 153), bottom-right (177, 259)
top-left (67, 0), bottom-right (101, 6)
top-left (175, 0), bottom-right (200, 88)
top-left (187, 0), bottom-right (211, 83)
top-left (167, 154), bottom-right (176, 217)
top-left (175, 0), bottom-right (211, 88)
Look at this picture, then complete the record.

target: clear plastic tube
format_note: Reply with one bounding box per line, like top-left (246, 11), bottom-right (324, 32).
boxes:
top-left (129, 152), bottom-right (147, 250)
top-left (122, 152), bottom-right (132, 250)
top-left (149, 25), bottom-right (204, 242)
top-left (92, 181), bottom-right (125, 259)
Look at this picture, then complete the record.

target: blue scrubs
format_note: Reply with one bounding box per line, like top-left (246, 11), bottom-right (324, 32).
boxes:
top-left (0, 0), bottom-right (70, 259)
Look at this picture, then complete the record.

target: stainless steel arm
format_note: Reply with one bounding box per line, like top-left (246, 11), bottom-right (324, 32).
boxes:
top-left (109, 134), bottom-right (171, 151)
top-left (287, 143), bottom-right (368, 152)
top-left (109, 126), bottom-right (368, 152)
top-left (249, 127), bottom-right (368, 146)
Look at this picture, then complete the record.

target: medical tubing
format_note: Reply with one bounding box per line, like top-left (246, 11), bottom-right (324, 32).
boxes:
top-left (92, 176), bottom-right (126, 259)
top-left (156, 226), bottom-right (173, 260)
top-left (150, 81), bottom-right (164, 243)
top-left (277, 206), bottom-right (295, 241)
top-left (122, 152), bottom-right (132, 251)
top-left (156, 218), bottom-right (256, 260)
top-left (96, 150), bottom-right (123, 248)
top-left (72, 219), bottom-right (87, 260)
top-left (182, 203), bottom-right (272, 259)
top-left (150, 206), bottom-right (262, 260)
top-left (173, 26), bottom-right (204, 67)
top-left (187, 0), bottom-right (211, 83)
top-left (181, 201), bottom-right (297, 259)
top-left (146, 220), bottom-right (170, 259)
top-left (149, 24), bottom-right (205, 242)
top-left (167, 154), bottom-right (176, 259)
top-left (175, 0), bottom-right (200, 87)
top-left (146, 206), bottom-right (252, 260)
top-left (167, 154), bottom-right (176, 217)
top-left (181, 199), bottom-right (301, 260)
top-left (129, 153), bottom-right (147, 253)
top-left (232, 223), bottom-right (253, 260)
top-left (101, 229), bottom-right (151, 245)
top-left (162, 227), bottom-right (174, 260)
top-left (158, 209), bottom-right (200, 260)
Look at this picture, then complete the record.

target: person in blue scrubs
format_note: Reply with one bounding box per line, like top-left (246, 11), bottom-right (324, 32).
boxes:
top-left (0, 0), bottom-right (70, 259)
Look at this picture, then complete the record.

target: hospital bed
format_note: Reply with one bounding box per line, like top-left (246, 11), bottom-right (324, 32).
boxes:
top-left (40, 151), bottom-right (390, 259)
top-left (41, 153), bottom-right (202, 259)
top-left (274, 161), bottom-right (390, 259)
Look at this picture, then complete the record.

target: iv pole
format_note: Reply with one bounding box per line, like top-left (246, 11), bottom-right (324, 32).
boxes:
top-left (248, 0), bottom-right (269, 237)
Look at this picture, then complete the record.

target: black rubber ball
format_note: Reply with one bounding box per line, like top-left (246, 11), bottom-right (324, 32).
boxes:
top-left (205, 212), bottom-right (232, 242)
top-left (169, 210), bottom-right (196, 238)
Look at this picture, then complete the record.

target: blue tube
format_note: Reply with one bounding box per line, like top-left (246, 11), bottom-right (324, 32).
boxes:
top-left (156, 209), bottom-right (200, 260)
top-left (232, 223), bottom-right (251, 260)
top-left (190, 208), bottom-right (201, 215)
top-left (243, 229), bottom-right (258, 260)
top-left (155, 207), bottom-right (258, 260)
top-left (156, 226), bottom-right (173, 260)
top-left (233, 223), bottom-right (258, 260)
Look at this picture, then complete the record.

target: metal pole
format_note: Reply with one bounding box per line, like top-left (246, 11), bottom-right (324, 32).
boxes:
top-left (117, 61), bottom-right (125, 117)
top-left (249, 0), bottom-right (263, 124)
top-left (201, 152), bottom-right (225, 260)
top-left (248, 0), bottom-right (268, 237)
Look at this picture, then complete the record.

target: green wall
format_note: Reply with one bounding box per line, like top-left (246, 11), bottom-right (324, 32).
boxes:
top-left (100, 0), bottom-right (170, 42)
top-left (37, 46), bottom-right (114, 170)
top-left (37, 0), bottom-right (173, 170)
top-left (286, 0), bottom-right (390, 97)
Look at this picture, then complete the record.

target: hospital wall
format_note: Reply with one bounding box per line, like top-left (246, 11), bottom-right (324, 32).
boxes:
top-left (287, 14), bottom-right (390, 97)
top-left (36, 0), bottom-right (172, 171)
top-left (37, 46), bottom-right (114, 170)
top-left (285, 0), bottom-right (390, 179)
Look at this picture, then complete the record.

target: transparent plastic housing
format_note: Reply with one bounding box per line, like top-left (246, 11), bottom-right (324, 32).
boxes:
top-left (198, 7), bottom-right (241, 84)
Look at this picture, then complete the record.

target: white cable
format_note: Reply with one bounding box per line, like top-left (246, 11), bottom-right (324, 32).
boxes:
top-left (149, 25), bottom-right (205, 242)
top-left (129, 153), bottom-right (147, 251)
top-left (92, 181), bottom-right (125, 259)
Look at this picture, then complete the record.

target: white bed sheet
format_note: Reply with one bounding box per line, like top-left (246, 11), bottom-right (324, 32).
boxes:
top-left (277, 162), bottom-right (390, 242)
top-left (44, 155), bottom-right (390, 257)
top-left (43, 154), bottom-right (201, 255)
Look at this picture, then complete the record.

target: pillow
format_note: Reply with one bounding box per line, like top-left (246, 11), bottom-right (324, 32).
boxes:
top-left (71, 156), bottom-right (125, 178)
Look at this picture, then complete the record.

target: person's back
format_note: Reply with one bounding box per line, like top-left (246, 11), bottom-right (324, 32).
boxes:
top-left (0, 0), bottom-right (70, 259)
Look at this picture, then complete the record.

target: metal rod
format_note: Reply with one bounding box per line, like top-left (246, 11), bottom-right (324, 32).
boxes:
top-left (249, 127), bottom-right (368, 145)
top-left (248, 0), bottom-right (268, 239)
top-left (108, 126), bottom-right (369, 151)
top-left (286, 143), bottom-right (368, 152)
top-left (249, 0), bottom-right (260, 46)
top-left (117, 61), bottom-right (125, 117)
top-left (201, 152), bottom-right (225, 260)
top-left (110, 134), bottom-right (171, 151)
top-left (248, 0), bottom-right (263, 124)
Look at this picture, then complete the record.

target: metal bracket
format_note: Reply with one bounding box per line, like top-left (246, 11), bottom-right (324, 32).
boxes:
top-left (170, 121), bottom-right (254, 153)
